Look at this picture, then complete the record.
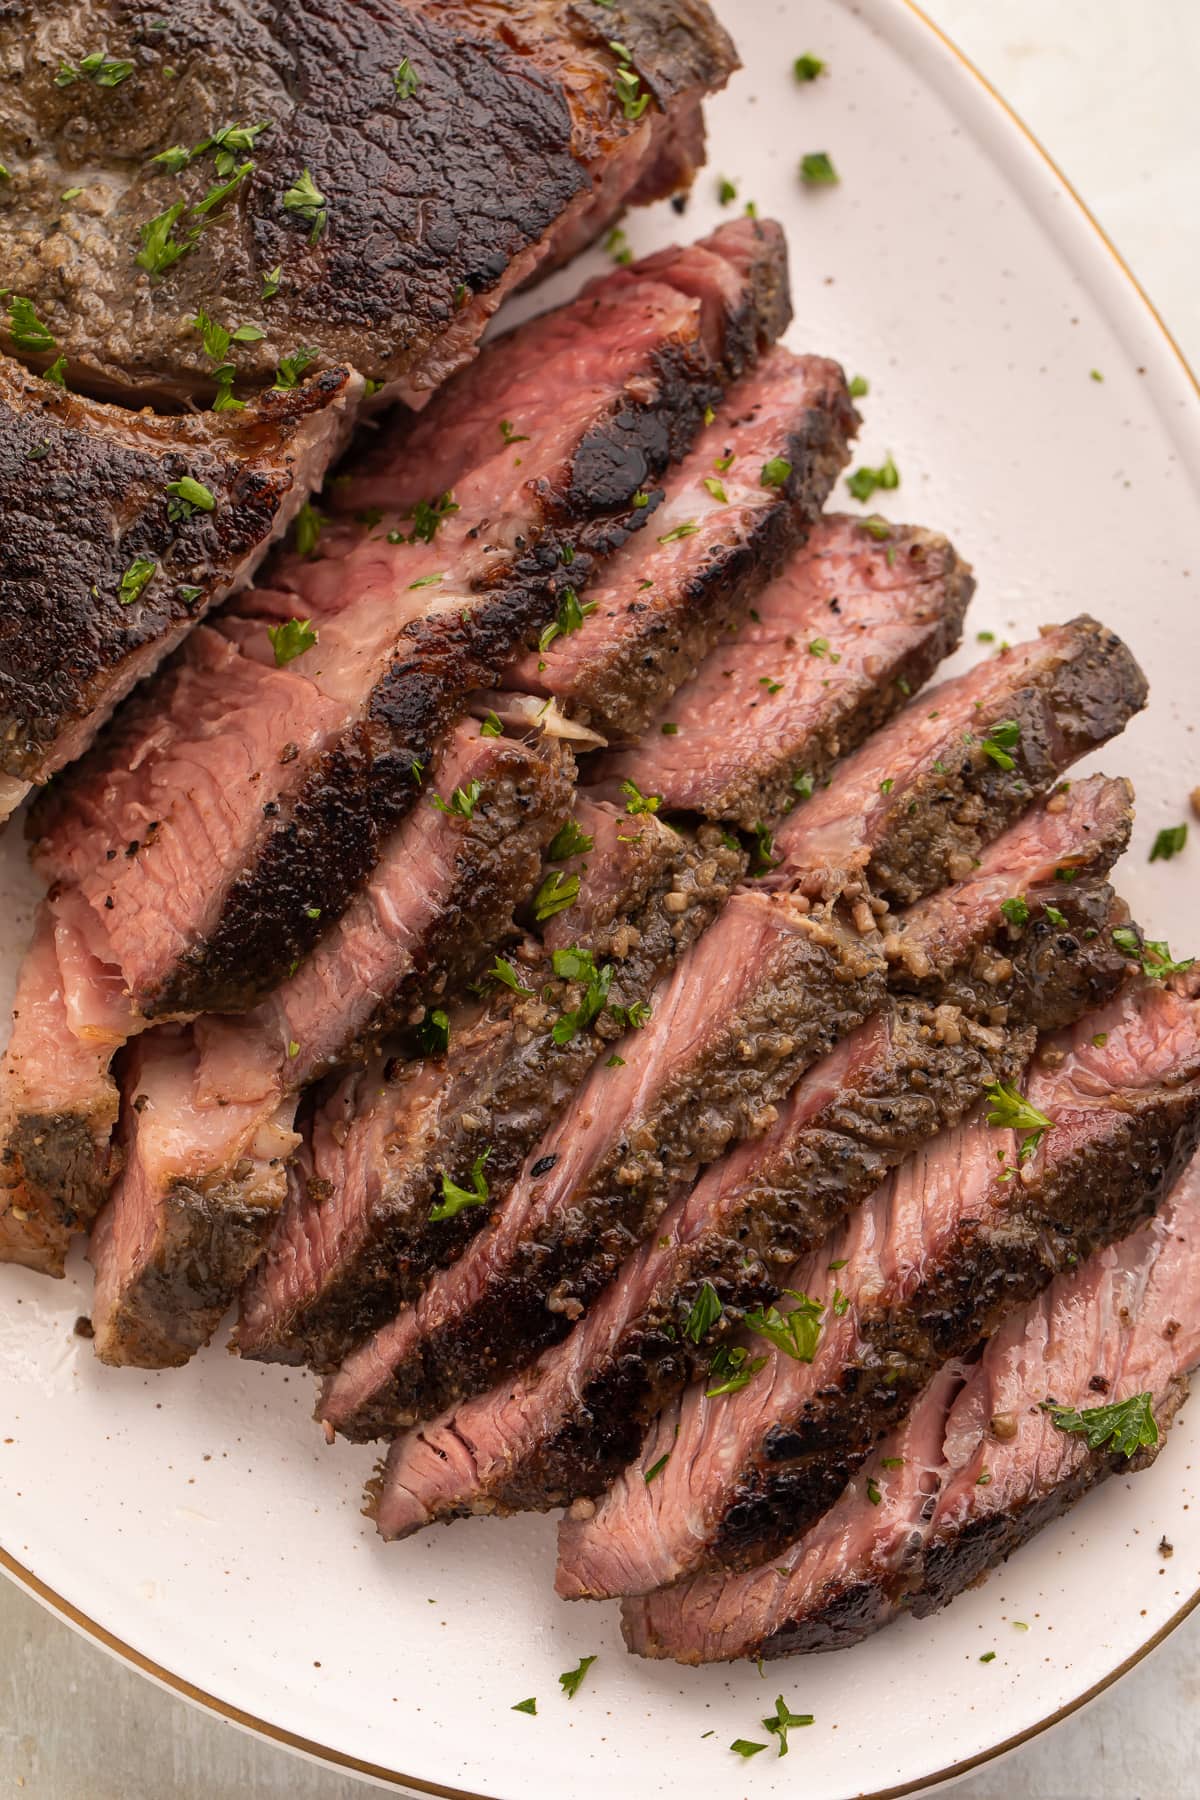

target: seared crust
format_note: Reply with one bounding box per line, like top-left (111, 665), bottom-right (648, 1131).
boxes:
top-left (0, 1102), bottom-right (118, 1276)
top-left (0, 356), bottom-right (357, 783)
top-left (0, 0), bottom-right (736, 402)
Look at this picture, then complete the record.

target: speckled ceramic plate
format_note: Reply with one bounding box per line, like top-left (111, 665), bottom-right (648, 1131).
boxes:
top-left (3, 3), bottom-right (1199, 1796)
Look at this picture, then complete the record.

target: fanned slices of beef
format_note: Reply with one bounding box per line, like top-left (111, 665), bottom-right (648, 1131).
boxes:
top-left (235, 800), bottom-right (744, 1367)
top-left (502, 348), bottom-right (860, 742)
top-left (86, 723), bottom-right (572, 1367)
top-left (0, 1), bottom-right (736, 406)
top-left (31, 221), bottom-right (798, 1018)
top-left (0, 354), bottom-right (359, 823)
top-left (625, 1148), bottom-right (1200, 1664)
top-left (333, 621), bottom-right (1144, 1438)
top-left (364, 777), bottom-right (1132, 1522)
top-left (557, 973), bottom-right (1200, 1599)
top-left (589, 514), bottom-right (973, 824)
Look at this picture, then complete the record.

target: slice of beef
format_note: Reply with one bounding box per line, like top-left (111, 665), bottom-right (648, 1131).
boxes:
top-left (502, 348), bottom-right (859, 741)
top-left (624, 1149), bottom-right (1200, 1663)
top-left (0, 353), bottom-right (359, 822)
top-left (365, 780), bottom-right (1131, 1513)
top-left (236, 801), bottom-right (745, 1368)
top-left (31, 222), bottom-right (788, 1018)
top-left (85, 723), bottom-right (571, 1366)
top-left (769, 617), bottom-right (1147, 906)
top-left (0, 1), bottom-right (736, 406)
top-left (556, 973), bottom-right (1200, 1599)
top-left (589, 515), bottom-right (972, 825)
top-left (0, 895), bottom-right (125, 1274)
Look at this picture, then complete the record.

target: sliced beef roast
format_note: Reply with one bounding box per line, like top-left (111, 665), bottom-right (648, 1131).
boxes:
top-left (503, 347), bottom-right (859, 741)
top-left (31, 222), bottom-right (800, 1018)
top-left (557, 973), bottom-right (1200, 1598)
top-left (589, 514), bottom-right (973, 825)
top-left (770, 617), bottom-right (1147, 905)
top-left (0, 1), bottom-right (735, 405)
top-left (235, 801), bottom-right (745, 1367)
top-left (0, 353), bottom-right (359, 823)
top-left (624, 1148), bottom-right (1200, 1663)
top-left (363, 781), bottom-right (1131, 1507)
top-left (86, 724), bottom-right (572, 1366)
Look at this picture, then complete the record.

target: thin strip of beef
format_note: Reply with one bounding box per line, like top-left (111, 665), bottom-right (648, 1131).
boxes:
top-left (0, 355), bottom-right (359, 823)
top-left (364, 778), bottom-right (1131, 1509)
top-left (0, 1), bottom-right (736, 406)
top-left (557, 972), bottom-right (1200, 1599)
top-left (624, 1149), bottom-right (1200, 1663)
top-left (315, 627), bottom-right (1142, 1432)
top-left (31, 222), bottom-right (793, 1018)
top-left (85, 724), bottom-right (571, 1366)
top-left (235, 801), bottom-right (745, 1367)
top-left (588, 514), bottom-right (972, 825)
top-left (0, 894), bottom-right (127, 1275)
top-left (769, 616), bottom-right (1147, 906)
top-left (502, 348), bottom-right (859, 742)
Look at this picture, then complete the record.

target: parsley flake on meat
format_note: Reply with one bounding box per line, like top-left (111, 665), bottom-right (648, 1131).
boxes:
top-left (118, 558), bottom-right (156, 606)
top-left (7, 296), bottom-right (56, 354)
top-left (745, 1290), bottom-right (824, 1362)
top-left (165, 476), bottom-right (215, 519)
top-left (984, 1081), bottom-right (1052, 1163)
top-left (683, 1280), bottom-right (723, 1344)
top-left (429, 1150), bottom-right (490, 1223)
top-left (267, 617), bottom-right (318, 666)
top-left (1046, 1391), bottom-right (1158, 1458)
top-left (393, 57), bottom-right (419, 99)
top-left (283, 167), bottom-right (328, 243)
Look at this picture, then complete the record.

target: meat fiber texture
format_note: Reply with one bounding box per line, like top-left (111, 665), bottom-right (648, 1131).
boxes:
top-left (624, 1143), bottom-right (1200, 1664)
top-left (0, 355), bottom-right (361, 821)
top-left (30, 221), bottom-right (798, 1020)
top-left (503, 349), bottom-right (861, 743)
top-left (0, 1), bottom-right (736, 406)
top-left (364, 776), bottom-right (1130, 1523)
top-left (589, 514), bottom-right (974, 826)
top-left (556, 974), bottom-right (1200, 1600)
top-left (237, 802), bottom-right (745, 1372)
top-left (83, 726), bottom-right (572, 1367)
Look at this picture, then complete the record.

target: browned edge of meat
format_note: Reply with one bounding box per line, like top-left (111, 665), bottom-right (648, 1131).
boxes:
top-left (0, 0), bottom-right (737, 405)
top-left (0, 354), bottom-right (359, 802)
top-left (236, 810), bottom-right (746, 1369)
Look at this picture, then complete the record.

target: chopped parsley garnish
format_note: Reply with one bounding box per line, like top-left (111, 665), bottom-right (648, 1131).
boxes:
top-left (831, 1286), bottom-right (850, 1316)
top-left (193, 160), bottom-right (253, 216)
top-left (552, 955), bottom-right (614, 1045)
top-left (1112, 925), bottom-right (1194, 980)
top-left (511, 1697), bottom-right (537, 1716)
top-left (60, 186), bottom-right (84, 202)
top-left (8, 295), bottom-right (56, 354)
top-left (799, 151), bottom-right (838, 185)
top-left (408, 572), bottom-right (443, 591)
top-left (558, 1655), bottom-right (596, 1700)
top-left (55, 51), bottom-right (133, 88)
top-left (292, 502), bottom-right (325, 557)
top-left (979, 1652), bottom-right (996, 1664)
top-left (1000, 896), bottom-right (1030, 928)
top-left (760, 456), bottom-right (792, 488)
top-left (1043, 904), bottom-right (1068, 927)
top-left (759, 676), bottom-right (784, 695)
top-left (417, 1008), bottom-right (450, 1056)
top-left (431, 779), bottom-right (483, 821)
top-left (683, 1280), bottom-right (723, 1345)
top-left (118, 558), bottom-right (156, 606)
top-left (808, 636), bottom-right (840, 661)
top-left (603, 224), bottom-right (633, 265)
top-left (136, 200), bottom-right (195, 277)
top-left (44, 354), bottom-right (68, 386)
top-left (539, 586), bottom-right (596, 652)
top-left (793, 53), bottom-right (826, 81)
top-left (792, 771), bottom-right (815, 799)
top-left (704, 1344), bottom-right (766, 1396)
top-left (165, 475), bottom-right (215, 518)
top-left (406, 491), bottom-right (459, 543)
top-left (762, 1695), bottom-right (813, 1757)
top-left (621, 779), bottom-right (661, 816)
top-left (730, 1739), bottom-right (767, 1759)
top-left (644, 1452), bottom-right (670, 1483)
top-left (661, 721), bottom-right (679, 735)
top-left (267, 617), bottom-right (318, 666)
top-left (613, 64), bottom-right (650, 121)
top-left (984, 1081), bottom-right (1053, 1163)
top-left (499, 418), bottom-right (529, 445)
top-left (429, 1150), bottom-right (490, 1223)
top-left (748, 821), bottom-right (778, 876)
top-left (980, 718), bottom-right (1021, 771)
top-left (262, 263), bottom-right (283, 299)
top-left (658, 520), bottom-right (699, 544)
top-left (745, 1291), bottom-right (824, 1363)
top-left (717, 175), bottom-right (737, 205)
top-left (490, 956), bottom-right (534, 997)
top-left (848, 374), bottom-right (869, 398)
top-left (865, 1476), bottom-right (882, 1505)
top-left (703, 475), bottom-right (728, 503)
top-left (547, 818), bottom-right (594, 861)
top-left (274, 346), bottom-right (318, 389)
top-left (1047, 1391), bottom-right (1158, 1457)
top-left (283, 168), bottom-right (327, 242)
top-left (860, 513), bottom-right (891, 540)
top-left (534, 869), bottom-right (580, 922)
top-left (393, 57), bottom-right (419, 99)
top-left (286, 1039), bottom-right (300, 1060)
top-left (846, 455), bottom-right (899, 502)
top-left (1091, 1032), bottom-right (1108, 1047)
top-left (479, 710), bottom-right (503, 737)
top-left (881, 1456), bottom-right (905, 1469)
top-left (1150, 824), bottom-right (1187, 862)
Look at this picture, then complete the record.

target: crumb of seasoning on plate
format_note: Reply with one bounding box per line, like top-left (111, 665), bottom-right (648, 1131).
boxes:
top-left (1158, 1536), bottom-right (1175, 1559)
top-left (1190, 787), bottom-right (1200, 822)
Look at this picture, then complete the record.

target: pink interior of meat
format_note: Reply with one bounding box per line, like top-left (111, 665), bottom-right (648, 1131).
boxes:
top-left (0, 904), bottom-right (116, 1125)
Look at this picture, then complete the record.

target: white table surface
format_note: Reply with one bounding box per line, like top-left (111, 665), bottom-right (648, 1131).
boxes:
top-left (2, 2), bottom-right (1198, 1795)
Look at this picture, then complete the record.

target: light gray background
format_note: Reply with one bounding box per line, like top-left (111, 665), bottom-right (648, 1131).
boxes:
top-left (3, 2), bottom-right (1197, 1794)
